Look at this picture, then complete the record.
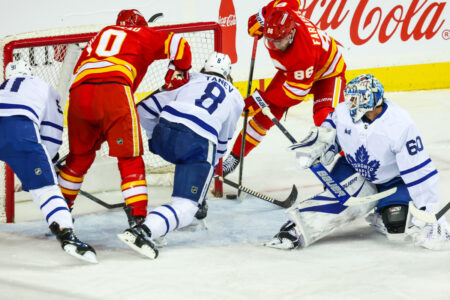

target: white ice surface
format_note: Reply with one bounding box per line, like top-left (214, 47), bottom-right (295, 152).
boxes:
top-left (1, 89), bottom-right (450, 300)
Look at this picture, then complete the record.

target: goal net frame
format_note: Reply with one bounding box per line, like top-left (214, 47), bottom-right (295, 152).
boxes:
top-left (0, 21), bottom-right (224, 223)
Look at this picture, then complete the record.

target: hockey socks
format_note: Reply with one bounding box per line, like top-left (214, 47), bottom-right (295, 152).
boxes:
top-left (118, 157), bottom-right (148, 217)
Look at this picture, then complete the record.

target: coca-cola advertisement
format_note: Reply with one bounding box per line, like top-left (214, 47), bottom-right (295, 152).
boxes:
top-left (230, 0), bottom-right (449, 85)
top-left (218, 0), bottom-right (238, 63)
top-left (0, 0), bottom-right (448, 86)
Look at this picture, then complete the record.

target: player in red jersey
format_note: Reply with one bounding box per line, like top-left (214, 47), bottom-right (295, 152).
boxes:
top-left (58, 9), bottom-right (192, 225)
top-left (223, 0), bottom-right (347, 176)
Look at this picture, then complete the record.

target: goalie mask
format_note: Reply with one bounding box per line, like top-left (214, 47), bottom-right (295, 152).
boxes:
top-left (5, 60), bottom-right (33, 80)
top-left (344, 74), bottom-right (385, 122)
top-left (202, 52), bottom-right (232, 80)
top-left (116, 9), bottom-right (148, 27)
top-left (264, 9), bottom-right (295, 51)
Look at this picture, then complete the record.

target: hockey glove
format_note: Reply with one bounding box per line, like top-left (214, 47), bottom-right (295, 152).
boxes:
top-left (164, 63), bottom-right (189, 90)
top-left (412, 217), bottom-right (450, 250)
top-left (248, 13), bottom-right (264, 39)
top-left (289, 126), bottom-right (337, 169)
top-left (242, 91), bottom-right (264, 117)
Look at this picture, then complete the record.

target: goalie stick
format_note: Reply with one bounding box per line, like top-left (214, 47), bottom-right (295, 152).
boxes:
top-left (408, 201), bottom-right (450, 223)
top-left (214, 175), bottom-right (297, 208)
top-left (251, 91), bottom-right (397, 206)
top-left (238, 36), bottom-right (259, 197)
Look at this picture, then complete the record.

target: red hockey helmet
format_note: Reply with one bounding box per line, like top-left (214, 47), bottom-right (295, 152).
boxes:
top-left (116, 9), bottom-right (148, 27)
top-left (264, 9), bottom-right (295, 51)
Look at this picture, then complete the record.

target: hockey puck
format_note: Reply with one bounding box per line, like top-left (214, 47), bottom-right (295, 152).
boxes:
top-left (226, 194), bottom-right (238, 199)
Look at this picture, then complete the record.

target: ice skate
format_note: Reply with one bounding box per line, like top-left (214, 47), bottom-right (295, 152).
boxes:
top-left (117, 225), bottom-right (159, 259)
top-left (223, 153), bottom-right (240, 177)
top-left (49, 222), bottom-right (97, 263)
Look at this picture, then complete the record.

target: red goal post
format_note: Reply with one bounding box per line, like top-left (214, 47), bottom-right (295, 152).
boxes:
top-left (0, 22), bottom-right (224, 223)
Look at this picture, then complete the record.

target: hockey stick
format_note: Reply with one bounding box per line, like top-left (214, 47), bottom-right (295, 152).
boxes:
top-left (237, 36), bottom-right (259, 197)
top-left (57, 154), bottom-right (125, 210)
top-left (251, 92), bottom-right (397, 206)
top-left (214, 175), bottom-right (297, 208)
top-left (79, 190), bottom-right (125, 209)
top-left (408, 201), bottom-right (450, 223)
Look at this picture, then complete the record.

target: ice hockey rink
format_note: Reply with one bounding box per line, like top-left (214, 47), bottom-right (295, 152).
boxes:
top-left (0, 89), bottom-right (449, 300)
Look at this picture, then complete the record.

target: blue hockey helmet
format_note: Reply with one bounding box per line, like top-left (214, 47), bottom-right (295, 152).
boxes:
top-left (344, 74), bottom-right (384, 122)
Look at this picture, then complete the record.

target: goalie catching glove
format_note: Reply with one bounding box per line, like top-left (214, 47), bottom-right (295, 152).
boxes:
top-left (164, 62), bottom-right (190, 90)
top-left (288, 126), bottom-right (338, 169)
top-left (412, 217), bottom-right (450, 250)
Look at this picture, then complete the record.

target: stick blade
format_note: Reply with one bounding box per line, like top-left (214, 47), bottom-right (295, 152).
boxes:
top-left (344, 187), bottom-right (397, 206)
top-left (275, 184), bottom-right (298, 208)
top-left (408, 202), bottom-right (437, 223)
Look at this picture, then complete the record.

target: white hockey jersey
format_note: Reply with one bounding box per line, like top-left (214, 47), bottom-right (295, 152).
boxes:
top-left (0, 75), bottom-right (63, 159)
top-left (323, 100), bottom-right (439, 211)
top-left (137, 72), bottom-right (244, 164)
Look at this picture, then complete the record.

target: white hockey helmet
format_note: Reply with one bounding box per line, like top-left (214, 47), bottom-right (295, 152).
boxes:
top-left (203, 52), bottom-right (232, 79)
top-left (5, 60), bottom-right (33, 79)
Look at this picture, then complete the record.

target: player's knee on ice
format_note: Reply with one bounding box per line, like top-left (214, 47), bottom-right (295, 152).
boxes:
top-left (379, 204), bottom-right (408, 234)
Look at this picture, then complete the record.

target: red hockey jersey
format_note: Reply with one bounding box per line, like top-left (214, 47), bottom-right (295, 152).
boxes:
top-left (258, 0), bottom-right (346, 106)
top-left (71, 25), bottom-right (192, 92)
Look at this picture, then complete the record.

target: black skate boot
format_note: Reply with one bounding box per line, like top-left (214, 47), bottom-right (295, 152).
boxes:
top-left (223, 153), bottom-right (240, 177)
top-left (117, 224), bottom-right (159, 259)
top-left (123, 206), bottom-right (146, 227)
top-left (195, 199), bottom-right (208, 220)
top-left (263, 221), bottom-right (303, 250)
top-left (49, 222), bottom-right (97, 263)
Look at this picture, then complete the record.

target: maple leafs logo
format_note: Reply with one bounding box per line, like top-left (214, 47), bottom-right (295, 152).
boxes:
top-left (346, 146), bottom-right (380, 182)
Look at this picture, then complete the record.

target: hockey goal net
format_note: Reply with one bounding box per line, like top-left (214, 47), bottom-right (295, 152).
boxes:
top-left (0, 22), bottom-right (224, 223)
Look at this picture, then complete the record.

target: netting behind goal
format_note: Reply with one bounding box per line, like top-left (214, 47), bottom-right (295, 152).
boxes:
top-left (0, 22), bottom-right (224, 223)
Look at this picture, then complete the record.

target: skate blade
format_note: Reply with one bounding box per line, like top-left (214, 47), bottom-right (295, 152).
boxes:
top-left (63, 244), bottom-right (98, 264)
top-left (117, 232), bottom-right (158, 259)
top-left (262, 238), bottom-right (296, 250)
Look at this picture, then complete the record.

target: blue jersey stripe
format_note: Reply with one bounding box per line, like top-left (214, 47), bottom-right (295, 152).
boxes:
top-left (163, 106), bottom-right (218, 138)
top-left (217, 149), bottom-right (226, 154)
top-left (400, 158), bottom-right (431, 175)
top-left (162, 205), bottom-right (179, 229)
top-left (218, 139), bottom-right (228, 144)
top-left (405, 169), bottom-right (438, 188)
top-left (149, 211), bottom-right (170, 234)
top-left (151, 95), bottom-right (163, 112)
top-left (41, 121), bottom-right (63, 131)
top-left (139, 102), bottom-right (159, 118)
top-left (0, 103), bottom-right (39, 119)
top-left (41, 135), bottom-right (62, 145)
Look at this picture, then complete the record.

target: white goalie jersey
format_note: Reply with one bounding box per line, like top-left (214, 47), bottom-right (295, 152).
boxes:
top-left (0, 75), bottom-right (63, 159)
top-left (323, 100), bottom-right (439, 211)
top-left (137, 72), bottom-right (244, 164)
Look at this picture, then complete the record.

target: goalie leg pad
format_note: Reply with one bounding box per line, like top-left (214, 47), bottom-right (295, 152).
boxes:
top-left (287, 172), bottom-right (378, 247)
